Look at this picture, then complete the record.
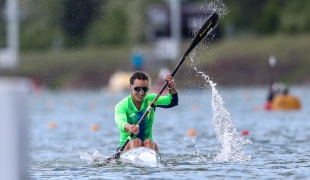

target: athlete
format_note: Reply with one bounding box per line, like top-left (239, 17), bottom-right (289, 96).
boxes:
top-left (115, 71), bottom-right (178, 152)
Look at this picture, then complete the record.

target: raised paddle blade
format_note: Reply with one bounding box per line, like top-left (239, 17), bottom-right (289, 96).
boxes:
top-left (171, 12), bottom-right (219, 77)
top-left (185, 12), bottom-right (219, 57)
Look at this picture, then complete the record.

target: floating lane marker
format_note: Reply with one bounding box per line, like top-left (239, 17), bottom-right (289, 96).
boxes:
top-left (90, 124), bottom-right (100, 131)
top-left (187, 129), bottom-right (197, 136)
top-left (48, 121), bottom-right (57, 129)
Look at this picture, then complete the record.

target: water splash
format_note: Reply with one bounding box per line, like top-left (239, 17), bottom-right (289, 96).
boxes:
top-left (196, 70), bottom-right (252, 162)
top-left (187, 0), bottom-right (251, 162)
top-left (191, 0), bottom-right (229, 40)
top-left (78, 150), bottom-right (108, 166)
top-left (206, 0), bottom-right (229, 18)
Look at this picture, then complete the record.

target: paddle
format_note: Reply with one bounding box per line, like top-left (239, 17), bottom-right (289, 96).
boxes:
top-left (102, 12), bottom-right (219, 165)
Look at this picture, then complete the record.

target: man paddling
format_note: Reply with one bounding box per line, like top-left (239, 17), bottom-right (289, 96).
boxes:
top-left (115, 71), bottom-right (178, 152)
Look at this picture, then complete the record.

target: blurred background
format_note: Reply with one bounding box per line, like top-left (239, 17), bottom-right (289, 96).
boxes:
top-left (0, 0), bottom-right (309, 90)
top-left (1, 1), bottom-right (309, 179)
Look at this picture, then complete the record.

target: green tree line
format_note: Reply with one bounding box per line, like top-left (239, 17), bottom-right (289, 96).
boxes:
top-left (223, 0), bottom-right (310, 34)
top-left (1, 0), bottom-right (310, 51)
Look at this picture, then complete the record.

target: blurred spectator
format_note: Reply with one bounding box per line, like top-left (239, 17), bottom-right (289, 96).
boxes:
top-left (131, 47), bottom-right (143, 71)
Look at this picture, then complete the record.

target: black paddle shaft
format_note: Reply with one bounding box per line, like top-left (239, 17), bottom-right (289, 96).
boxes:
top-left (104, 12), bottom-right (219, 164)
top-left (149, 12), bottom-right (219, 108)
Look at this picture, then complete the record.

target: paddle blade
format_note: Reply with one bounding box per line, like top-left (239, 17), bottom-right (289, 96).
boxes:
top-left (107, 152), bottom-right (121, 161)
top-left (100, 152), bottom-right (121, 166)
top-left (185, 12), bottom-right (219, 56)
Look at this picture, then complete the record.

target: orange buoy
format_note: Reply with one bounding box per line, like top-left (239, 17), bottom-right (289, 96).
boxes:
top-left (48, 122), bottom-right (57, 129)
top-left (90, 124), bottom-right (100, 131)
top-left (271, 94), bottom-right (301, 110)
top-left (187, 129), bottom-right (197, 136)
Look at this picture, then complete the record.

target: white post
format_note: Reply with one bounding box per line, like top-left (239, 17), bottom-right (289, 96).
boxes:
top-left (269, 55), bottom-right (276, 67)
top-left (0, 77), bottom-right (30, 180)
top-left (268, 55), bottom-right (277, 89)
top-left (169, 0), bottom-right (181, 60)
top-left (2, 0), bottom-right (19, 69)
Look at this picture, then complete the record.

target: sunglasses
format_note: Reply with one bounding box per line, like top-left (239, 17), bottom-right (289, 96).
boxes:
top-left (132, 86), bottom-right (149, 93)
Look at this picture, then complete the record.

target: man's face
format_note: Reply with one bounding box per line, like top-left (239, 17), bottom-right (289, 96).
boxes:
top-left (130, 79), bottom-right (149, 103)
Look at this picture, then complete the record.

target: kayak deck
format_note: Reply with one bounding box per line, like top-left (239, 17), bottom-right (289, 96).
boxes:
top-left (120, 147), bottom-right (160, 167)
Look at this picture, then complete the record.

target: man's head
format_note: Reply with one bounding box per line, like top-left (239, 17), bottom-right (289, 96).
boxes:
top-left (130, 72), bottom-right (149, 103)
top-left (130, 72), bottom-right (148, 85)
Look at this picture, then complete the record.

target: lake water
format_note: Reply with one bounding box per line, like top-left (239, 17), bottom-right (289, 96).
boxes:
top-left (29, 85), bottom-right (310, 179)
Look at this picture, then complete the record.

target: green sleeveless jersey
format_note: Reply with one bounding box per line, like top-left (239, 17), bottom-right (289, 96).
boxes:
top-left (115, 93), bottom-right (176, 146)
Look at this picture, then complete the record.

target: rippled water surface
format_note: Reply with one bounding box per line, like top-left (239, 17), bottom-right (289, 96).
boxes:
top-left (29, 86), bottom-right (310, 179)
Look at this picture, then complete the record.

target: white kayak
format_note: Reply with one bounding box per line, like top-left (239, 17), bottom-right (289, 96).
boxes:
top-left (120, 147), bottom-right (160, 167)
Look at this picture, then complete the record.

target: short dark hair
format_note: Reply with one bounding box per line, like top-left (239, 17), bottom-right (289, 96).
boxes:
top-left (130, 72), bottom-right (148, 85)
